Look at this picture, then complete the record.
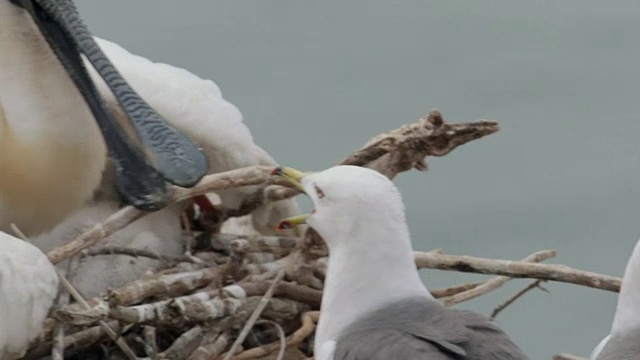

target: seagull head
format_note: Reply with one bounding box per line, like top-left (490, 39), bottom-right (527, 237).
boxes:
top-left (274, 165), bottom-right (407, 247)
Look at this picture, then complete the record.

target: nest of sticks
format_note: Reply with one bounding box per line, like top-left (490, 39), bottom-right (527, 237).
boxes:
top-left (23, 110), bottom-right (619, 360)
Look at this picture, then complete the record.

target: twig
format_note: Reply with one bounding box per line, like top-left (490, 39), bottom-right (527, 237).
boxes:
top-left (51, 281), bottom-right (70, 360)
top-left (415, 250), bottom-right (621, 292)
top-left (56, 272), bottom-right (138, 360)
top-left (142, 326), bottom-right (158, 358)
top-left (491, 280), bottom-right (547, 319)
top-left (83, 246), bottom-right (203, 264)
top-left (430, 281), bottom-right (484, 298)
top-left (257, 320), bottom-right (286, 360)
top-left (157, 326), bottom-right (204, 360)
top-left (339, 109), bottom-right (499, 179)
top-left (194, 331), bottom-right (236, 360)
top-left (227, 311), bottom-right (320, 360)
top-left (553, 354), bottom-right (588, 360)
top-left (223, 269), bottom-right (286, 360)
top-left (439, 250), bottom-right (554, 306)
top-left (47, 166), bottom-right (278, 264)
top-left (23, 321), bottom-right (123, 360)
top-left (11, 224), bottom-right (136, 359)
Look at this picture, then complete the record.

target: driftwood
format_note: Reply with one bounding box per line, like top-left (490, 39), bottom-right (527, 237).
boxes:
top-left (25, 110), bottom-right (605, 359)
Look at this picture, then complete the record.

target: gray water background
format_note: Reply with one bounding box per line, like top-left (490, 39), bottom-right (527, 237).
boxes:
top-left (76, 1), bottom-right (640, 358)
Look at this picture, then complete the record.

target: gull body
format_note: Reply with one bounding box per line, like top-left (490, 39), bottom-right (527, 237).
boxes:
top-left (591, 239), bottom-right (640, 359)
top-left (279, 166), bottom-right (527, 360)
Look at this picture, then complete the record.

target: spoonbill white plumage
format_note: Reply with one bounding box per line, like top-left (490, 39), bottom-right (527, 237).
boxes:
top-left (1, 0), bottom-right (299, 354)
top-left (0, 232), bottom-right (58, 360)
top-left (1, 0), bottom-right (298, 236)
top-left (86, 37), bottom-right (300, 235)
top-left (0, 0), bottom-right (208, 236)
top-left (26, 36), bottom-right (300, 297)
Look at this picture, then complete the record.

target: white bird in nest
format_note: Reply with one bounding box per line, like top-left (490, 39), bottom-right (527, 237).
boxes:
top-left (275, 165), bottom-right (528, 360)
top-left (0, 233), bottom-right (58, 360)
top-left (1, 0), bottom-right (298, 237)
top-left (0, 0), bottom-right (299, 354)
top-left (590, 238), bottom-right (640, 360)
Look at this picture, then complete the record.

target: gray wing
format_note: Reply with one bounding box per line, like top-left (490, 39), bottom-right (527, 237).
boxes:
top-left (594, 330), bottom-right (640, 360)
top-left (334, 297), bottom-right (527, 360)
top-left (448, 309), bottom-right (528, 360)
top-left (334, 328), bottom-right (461, 360)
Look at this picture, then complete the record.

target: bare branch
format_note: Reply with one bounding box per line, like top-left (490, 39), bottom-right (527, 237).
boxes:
top-left (415, 250), bottom-right (621, 292)
top-left (553, 354), bottom-right (588, 360)
top-left (491, 280), bottom-right (547, 319)
top-left (224, 269), bottom-right (286, 360)
top-left (340, 109), bottom-right (499, 178)
top-left (439, 250), bottom-right (554, 306)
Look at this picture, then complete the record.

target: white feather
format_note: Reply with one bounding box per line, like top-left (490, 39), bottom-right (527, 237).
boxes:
top-left (0, 232), bottom-right (58, 360)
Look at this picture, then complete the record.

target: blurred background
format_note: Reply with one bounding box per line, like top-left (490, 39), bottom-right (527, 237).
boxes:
top-left (76, 1), bottom-right (640, 358)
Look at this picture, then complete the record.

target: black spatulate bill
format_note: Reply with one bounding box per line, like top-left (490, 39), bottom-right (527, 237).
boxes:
top-left (10, 0), bottom-right (208, 210)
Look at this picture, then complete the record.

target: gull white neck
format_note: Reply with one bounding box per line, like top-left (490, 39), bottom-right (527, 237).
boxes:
top-left (314, 222), bottom-right (430, 354)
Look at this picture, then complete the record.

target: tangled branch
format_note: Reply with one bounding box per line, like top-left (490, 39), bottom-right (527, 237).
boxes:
top-left (30, 110), bottom-right (609, 360)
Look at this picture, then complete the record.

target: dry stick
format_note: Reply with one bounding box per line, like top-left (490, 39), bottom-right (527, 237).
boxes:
top-left (47, 166), bottom-right (277, 264)
top-left (257, 320), bottom-right (286, 360)
top-left (229, 311), bottom-right (320, 360)
top-left (83, 246), bottom-right (203, 264)
top-left (553, 354), bottom-right (588, 360)
top-left (11, 224), bottom-right (137, 359)
top-left (439, 250), bottom-right (554, 306)
top-left (430, 281), bottom-right (484, 298)
top-left (56, 273), bottom-right (138, 360)
top-left (46, 111), bottom-right (500, 265)
top-left (223, 269), bottom-right (287, 360)
top-left (23, 322), bottom-right (123, 360)
top-left (414, 250), bottom-right (621, 292)
top-left (491, 279), bottom-right (547, 319)
top-left (52, 280), bottom-right (70, 360)
top-left (142, 326), bottom-right (158, 358)
top-left (157, 326), bottom-right (204, 360)
top-left (339, 109), bottom-right (500, 179)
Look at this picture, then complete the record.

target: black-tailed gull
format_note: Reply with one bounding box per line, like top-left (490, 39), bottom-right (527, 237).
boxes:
top-left (275, 165), bottom-right (528, 359)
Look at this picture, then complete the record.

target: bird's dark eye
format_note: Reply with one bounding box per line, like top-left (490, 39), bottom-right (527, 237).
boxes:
top-left (315, 185), bottom-right (325, 199)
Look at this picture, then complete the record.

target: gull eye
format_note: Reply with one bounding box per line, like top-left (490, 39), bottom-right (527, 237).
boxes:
top-left (315, 185), bottom-right (325, 199)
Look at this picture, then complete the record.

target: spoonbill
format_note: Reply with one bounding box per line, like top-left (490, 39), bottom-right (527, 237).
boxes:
top-left (1, 0), bottom-right (208, 235)
top-left (276, 166), bottom-right (527, 360)
top-left (1, 0), bottom-right (298, 236)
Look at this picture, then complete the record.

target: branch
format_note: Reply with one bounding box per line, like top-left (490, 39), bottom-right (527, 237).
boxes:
top-left (47, 166), bottom-right (278, 264)
top-left (553, 354), bottom-right (588, 360)
top-left (339, 109), bottom-right (499, 178)
top-left (439, 250), bottom-right (554, 306)
top-left (415, 250), bottom-right (621, 292)
top-left (491, 279), bottom-right (548, 319)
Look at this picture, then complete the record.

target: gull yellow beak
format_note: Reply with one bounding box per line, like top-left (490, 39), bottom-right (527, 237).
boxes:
top-left (272, 166), bottom-right (306, 192)
top-left (277, 214), bottom-right (311, 231)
